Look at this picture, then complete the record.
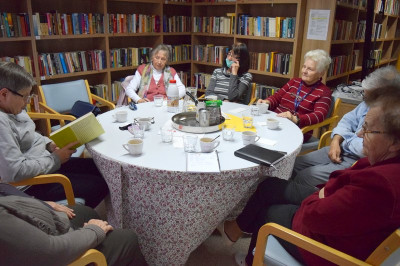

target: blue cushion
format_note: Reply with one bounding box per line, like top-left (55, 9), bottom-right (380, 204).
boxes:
top-left (253, 235), bottom-right (303, 266)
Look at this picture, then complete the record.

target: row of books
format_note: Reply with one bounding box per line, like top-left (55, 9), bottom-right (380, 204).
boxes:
top-left (32, 12), bottom-right (104, 36)
top-left (376, 0), bottom-right (400, 16)
top-left (163, 15), bottom-right (191, 33)
top-left (195, 0), bottom-right (234, 2)
top-left (110, 47), bottom-right (152, 68)
top-left (0, 56), bottom-right (34, 76)
top-left (252, 83), bottom-right (279, 100)
top-left (0, 12), bottom-right (31, 38)
top-left (237, 15), bottom-right (296, 38)
top-left (169, 44), bottom-right (191, 62)
top-left (192, 72), bottom-right (212, 91)
top-left (108, 14), bottom-right (160, 34)
top-left (327, 50), bottom-right (360, 77)
top-left (332, 20), bottom-right (353, 41)
top-left (38, 50), bottom-right (106, 77)
top-left (371, 49), bottom-right (383, 64)
top-left (26, 94), bottom-right (40, 113)
top-left (192, 44), bottom-right (228, 64)
top-left (90, 83), bottom-right (124, 103)
top-left (249, 52), bottom-right (292, 75)
top-left (193, 16), bottom-right (235, 34)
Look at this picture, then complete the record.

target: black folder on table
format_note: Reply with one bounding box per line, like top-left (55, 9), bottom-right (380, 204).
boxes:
top-left (234, 144), bottom-right (287, 166)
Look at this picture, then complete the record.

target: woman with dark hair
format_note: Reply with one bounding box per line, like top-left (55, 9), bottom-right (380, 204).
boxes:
top-left (205, 43), bottom-right (252, 104)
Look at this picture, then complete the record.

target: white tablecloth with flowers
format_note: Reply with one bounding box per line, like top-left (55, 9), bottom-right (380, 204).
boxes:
top-left (86, 102), bottom-right (303, 265)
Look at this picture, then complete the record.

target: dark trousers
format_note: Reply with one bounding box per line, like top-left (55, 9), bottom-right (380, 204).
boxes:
top-left (236, 177), bottom-right (318, 265)
top-left (25, 158), bottom-right (109, 208)
top-left (70, 204), bottom-right (147, 266)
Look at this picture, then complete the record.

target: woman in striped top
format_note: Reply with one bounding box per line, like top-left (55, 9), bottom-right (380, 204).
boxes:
top-left (205, 43), bottom-right (253, 104)
top-left (258, 49), bottom-right (332, 142)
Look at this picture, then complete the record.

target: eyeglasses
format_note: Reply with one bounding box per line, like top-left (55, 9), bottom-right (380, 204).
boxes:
top-left (5, 87), bottom-right (33, 103)
top-left (227, 51), bottom-right (240, 60)
top-left (361, 122), bottom-right (387, 135)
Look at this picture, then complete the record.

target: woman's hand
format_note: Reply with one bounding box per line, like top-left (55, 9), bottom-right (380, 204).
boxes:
top-left (46, 141), bottom-right (57, 152)
top-left (45, 201), bottom-right (76, 219)
top-left (257, 99), bottom-right (270, 104)
top-left (137, 98), bottom-right (150, 104)
top-left (231, 60), bottom-right (240, 75)
top-left (52, 141), bottom-right (80, 164)
top-left (277, 111), bottom-right (298, 124)
top-left (85, 219), bottom-right (114, 234)
top-left (318, 188), bottom-right (325, 199)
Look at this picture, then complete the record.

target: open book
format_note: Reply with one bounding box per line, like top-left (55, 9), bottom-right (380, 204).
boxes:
top-left (49, 112), bottom-right (105, 149)
top-left (234, 144), bottom-right (287, 167)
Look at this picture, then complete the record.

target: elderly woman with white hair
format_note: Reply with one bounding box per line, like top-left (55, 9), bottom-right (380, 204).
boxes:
top-left (258, 49), bottom-right (332, 142)
top-left (125, 44), bottom-right (186, 103)
top-left (291, 65), bottom-right (400, 188)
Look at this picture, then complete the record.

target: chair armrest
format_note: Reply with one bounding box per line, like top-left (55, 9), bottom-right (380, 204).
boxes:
top-left (198, 94), bottom-right (205, 99)
top-left (28, 112), bottom-right (76, 123)
top-left (68, 249), bottom-right (107, 266)
top-left (91, 94), bottom-right (115, 110)
top-left (38, 102), bottom-right (59, 114)
top-left (318, 130), bottom-right (333, 150)
top-left (248, 97), bottom-right (257, 106)
top-left (301, 115), bottom-right (339, 135)
top-left (10, 174), bottom-right (76, 206)
top-left (253, 223), bottom-right (368, 266)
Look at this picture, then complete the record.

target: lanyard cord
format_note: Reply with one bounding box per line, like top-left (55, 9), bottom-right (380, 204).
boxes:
top-left (294, 81), bottom-right (319, 112)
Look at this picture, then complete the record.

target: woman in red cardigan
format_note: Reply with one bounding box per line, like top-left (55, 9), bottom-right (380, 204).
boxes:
top-left (258, 49), bottom-right (332, 142)
top-left (221, 87), bottom-right (400, 266)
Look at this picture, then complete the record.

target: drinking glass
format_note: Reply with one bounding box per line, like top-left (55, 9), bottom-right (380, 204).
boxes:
top-left (183, 135), bottom-right (198, 152)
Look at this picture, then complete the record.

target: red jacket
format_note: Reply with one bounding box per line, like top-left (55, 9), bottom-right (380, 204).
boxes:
top-left (292, 156), bottom-right (400, 265)
top-left (267, 78), bottom-right (332, 141)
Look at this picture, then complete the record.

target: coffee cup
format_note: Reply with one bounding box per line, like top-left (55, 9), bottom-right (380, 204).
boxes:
top-left (242, 131), bottom-right (260, 145)
top-left (134, 117), bottom-right (155, 131)
top-left (200, 137), bottom-right (220, 153)
top-left (123, 139), bottom-right (143, 155)
top-left (267, 118), bottom-right (279, 130)
top-left (257, 103), bottom-right (269, 114)
top-left (113, 110), bottom-right (128, 123)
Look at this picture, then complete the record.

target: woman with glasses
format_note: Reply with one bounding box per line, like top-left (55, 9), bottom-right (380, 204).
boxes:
top-left (257, 49), bottom-right (332, 142)
top-left (205, 42), bottom-right (252, 104)
top-left (125, 44), bottom-right (186, 103)
top-left (221, 88), bottom-right (400, 266)
top-left (0, 62), bottom-right (108, 209)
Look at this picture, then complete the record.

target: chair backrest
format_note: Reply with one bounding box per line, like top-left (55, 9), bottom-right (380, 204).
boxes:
top-left (366, 228), bottom-right (400, 265)
top-left (39, 79), bottom-right (92, 114)
top-left (327, 95), bottom-right (341, 131)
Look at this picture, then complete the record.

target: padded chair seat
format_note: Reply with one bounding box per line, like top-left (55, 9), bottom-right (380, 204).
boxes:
top-left (254, 235), bottom-right (303, 266)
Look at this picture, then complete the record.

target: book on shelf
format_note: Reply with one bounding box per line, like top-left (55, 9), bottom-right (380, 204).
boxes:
top-left (49, 112), bottom-right (105, 150)
top-left (234, 144), bottom-right (287, 167)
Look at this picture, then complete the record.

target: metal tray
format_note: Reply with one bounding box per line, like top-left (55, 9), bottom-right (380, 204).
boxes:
top-left (171, 112), bottom-right (225, 133)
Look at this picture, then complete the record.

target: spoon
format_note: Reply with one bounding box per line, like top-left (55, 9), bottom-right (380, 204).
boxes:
top-left (211, 135), bottom-right (220, 142)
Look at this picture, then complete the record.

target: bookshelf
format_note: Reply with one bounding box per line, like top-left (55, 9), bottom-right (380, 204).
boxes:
top-left (300, 0), bottom-right (400, 90)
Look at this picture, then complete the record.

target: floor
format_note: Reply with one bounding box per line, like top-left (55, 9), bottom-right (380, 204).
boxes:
top-left (185, 231), bottom-right (251, 266)
top-left (95, 200), bottom-right (251, 266)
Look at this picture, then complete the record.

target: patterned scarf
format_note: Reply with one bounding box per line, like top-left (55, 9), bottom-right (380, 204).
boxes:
top-left (137, 63), bottom-right (172, 98)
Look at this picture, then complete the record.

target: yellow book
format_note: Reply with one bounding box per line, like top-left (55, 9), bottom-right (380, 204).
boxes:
top-left (49, 112), bottom-right (105, 149)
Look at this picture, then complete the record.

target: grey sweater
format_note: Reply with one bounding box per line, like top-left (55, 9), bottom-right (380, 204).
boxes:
top-left (0, 196), bottom-right (106, 266)
top-left (0, 110), bottom-right (60, 182)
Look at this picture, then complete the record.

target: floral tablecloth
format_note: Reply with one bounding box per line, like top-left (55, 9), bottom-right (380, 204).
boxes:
top-left (87, 144), bottom-right (301, 265)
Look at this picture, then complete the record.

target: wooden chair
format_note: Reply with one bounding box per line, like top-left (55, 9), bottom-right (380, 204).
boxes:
top-left (300, 97), bottom-right (341, 154)
top-left (253, 223), bottom-right (400, 266)
top-left (9, 174), bottom-right (107, 266)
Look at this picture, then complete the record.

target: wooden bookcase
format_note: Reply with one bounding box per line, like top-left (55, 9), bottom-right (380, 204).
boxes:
top-left (2, 0), bottom-right (399, 106)
top-left (300, 0), bottom-right (400, 89)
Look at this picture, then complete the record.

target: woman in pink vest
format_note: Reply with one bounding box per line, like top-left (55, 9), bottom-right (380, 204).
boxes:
top-left (125, 44), bottom-right (186, 103)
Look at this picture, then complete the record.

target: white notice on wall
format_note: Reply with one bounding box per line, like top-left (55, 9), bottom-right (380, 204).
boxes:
top-left (306, 9), bottom-right (330, 41)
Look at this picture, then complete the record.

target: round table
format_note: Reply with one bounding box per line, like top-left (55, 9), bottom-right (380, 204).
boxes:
top-left (86, 101), bottom-right (303, 265)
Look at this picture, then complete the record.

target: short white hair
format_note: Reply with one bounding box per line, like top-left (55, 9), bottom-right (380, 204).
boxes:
top-left (304, 49), bottom-right (332, 73)
top-left (362, 65), bottom-right (400, 91)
